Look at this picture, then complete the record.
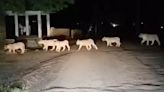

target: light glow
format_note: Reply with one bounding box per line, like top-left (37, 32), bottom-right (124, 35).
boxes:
top-left (141, 22), bottom-right (144, 24)
top-left (110, 22), bottom-right (119, 28)
top-left (160, 26), bottom-right (163, 29)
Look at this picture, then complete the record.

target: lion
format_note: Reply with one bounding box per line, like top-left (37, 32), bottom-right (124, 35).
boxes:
top-left (102, 37), bottom-right (121, 47)
top-left (76, 38), bottom-right (98, 51)
top-left (53, 40), bottom-right (70, 52)
top-left (4, 42), bottom-right (25, 54)
top-left (38, 39), bottom-right (58, 51)
top-left (138, 33), bottom-right (160, 46)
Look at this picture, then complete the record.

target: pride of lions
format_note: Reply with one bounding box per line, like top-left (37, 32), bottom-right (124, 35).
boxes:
top-left (4, 33), bottom-right (161, 54)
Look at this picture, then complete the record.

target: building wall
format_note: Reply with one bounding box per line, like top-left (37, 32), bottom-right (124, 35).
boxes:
top-left (71, 29), bottom-right (81, 39)
top-left (48, 27), bottom-right (70, 38)
top-left (0, 14), bottom-right (6, 49)
top-left (48, 27), bottom-right (82, 40)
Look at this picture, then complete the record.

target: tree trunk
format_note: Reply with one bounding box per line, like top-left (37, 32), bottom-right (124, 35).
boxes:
top-left (0, 13), bottom-right (6, 49)
top-left (135, 0), bottom-right (141, 34)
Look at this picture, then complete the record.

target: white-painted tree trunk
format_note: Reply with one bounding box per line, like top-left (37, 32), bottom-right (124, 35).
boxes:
top-left (25, 14), bottom-right (30, 36)
top-left (14, 13), bottom-right (19, 37)
top-left (46, 13), bottom-right (50, 37)
top-left (38, 13), bottom-right (42, 38)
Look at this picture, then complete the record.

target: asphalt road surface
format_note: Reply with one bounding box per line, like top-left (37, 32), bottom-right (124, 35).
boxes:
top-left (23, 46), bottom-right (164, 92)
top-left (0, 42), bottom-right (164, 92)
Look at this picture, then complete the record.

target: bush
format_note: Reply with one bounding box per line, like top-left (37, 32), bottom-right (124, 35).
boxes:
top-left (0, 83), bottom-right (28, 92)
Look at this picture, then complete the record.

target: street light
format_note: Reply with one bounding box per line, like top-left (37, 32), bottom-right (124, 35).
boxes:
top-left (141, 21), bottom-right (144, 25)
top-left (160, 25), bottom-right (163, 29)
top-left (110, 22), bottom-right (119, 28)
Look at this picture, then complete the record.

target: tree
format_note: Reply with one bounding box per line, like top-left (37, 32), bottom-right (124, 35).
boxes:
top-left (26, 0), bottom-right (74, 12)
top-left (0, 0), bottom-right (25, 13)
top-left (0, 0), bottom-right (74, 13)
top-left (0, 12), bottom-right (6, 49)
top-left (0, 0), bottom-right (75, 40)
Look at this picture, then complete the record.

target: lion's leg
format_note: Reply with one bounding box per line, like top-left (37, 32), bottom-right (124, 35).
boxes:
top-left (45, 46), bottom-right (49, 51)
top-left (59, 46), bottom-right (62, 52)
top-left (12, 49), bottom-right (16, 53)
top-left (62, 46), bottom-right (65, 51)
top-left (20, 49), bottom-right (23, 54)
top-left (20, 48), bottom-right (25, 54)
top-left (141, 39), bottom-right (145, 45)
top-left (88, 45), bottom-right (92, 51)
top-left (156, 39), bottom-right (161, 46)
top-left (8, 49), bottom-right (12, 53)
top-left (116, 42), bottom-right (121, 47)
top-left (92, 44), bottom-right (98, 50)
top-left (43, 45), bottom-right (46, 50)
top-left (77, 45), bottom-right (82, 51)
top-left (151, 40), bottom-right (154, 46)
top-left (50, 45), bottom-right (55, 51)
top-left (56, 46), bottom-right (61, 52)
top-left (107, 42), bottom-right (110, 47)
top-left (146, 40), bottom-right (149, 46)
top-left (22, 49), bottom-right (25, 54)
top-left (86, 45), bottom-right (89, 50)
top-left (66, 44), bottom-right (70, 51)
top-left (51, 46), bottom-right (55, 51)
top-left (109, 42), bottom-right (112, 46)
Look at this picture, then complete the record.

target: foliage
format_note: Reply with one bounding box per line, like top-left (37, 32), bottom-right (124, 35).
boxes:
top-left (0, 0), bottom-right (74, 13)
top-left (0, 85), bottom-right (10, 92)
top-left (0, 0), bottom-right (25, 12)
top-left (0, 82), bottom-right (27, 92)
top-left (27, 0), bottom-right (74, 12)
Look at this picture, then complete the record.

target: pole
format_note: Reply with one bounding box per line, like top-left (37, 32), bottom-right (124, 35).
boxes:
top-left (14, 13), bottom-right (19, 37)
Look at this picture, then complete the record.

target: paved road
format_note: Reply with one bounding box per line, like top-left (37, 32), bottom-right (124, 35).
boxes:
top-left (23, 48), bottom-right (164, 92)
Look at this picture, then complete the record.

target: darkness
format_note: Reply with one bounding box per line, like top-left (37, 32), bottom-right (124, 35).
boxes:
top-left (50, 0), bottom-right (164, 39)
top-left (5, 0), bottom-right (164, 43)
top-left (51, 0), bottom-right (164, 28)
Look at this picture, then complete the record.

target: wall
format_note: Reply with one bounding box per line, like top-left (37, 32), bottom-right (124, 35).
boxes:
top-left (71, 29), bottom-right (81, 39)
top-left (48, 27), bottom-right (70, 38)
top-left (48, 27), bottom-right (82, 40)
